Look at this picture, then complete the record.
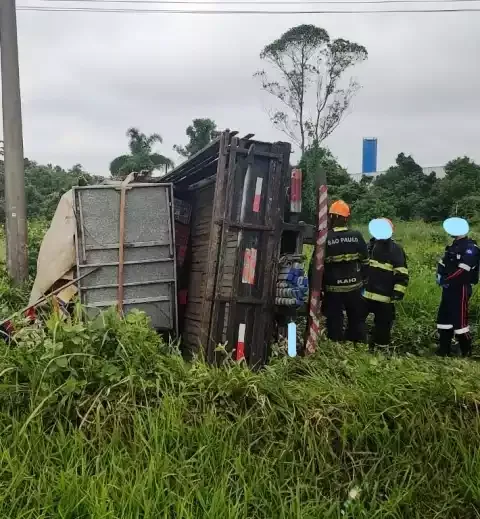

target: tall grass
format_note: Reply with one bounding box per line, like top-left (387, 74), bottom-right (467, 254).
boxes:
top-left (0, 221), bottom-right (479, 517)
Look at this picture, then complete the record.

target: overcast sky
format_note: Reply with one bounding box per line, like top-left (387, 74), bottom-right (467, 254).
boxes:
top-left (5, 0), bottom-right (480, 175)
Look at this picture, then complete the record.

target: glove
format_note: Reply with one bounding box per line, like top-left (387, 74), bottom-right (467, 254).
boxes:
top-left (361, 288), bottom-right (366, 297)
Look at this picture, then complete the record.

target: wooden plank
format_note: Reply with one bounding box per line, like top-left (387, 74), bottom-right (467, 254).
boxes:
top-left (209, 138), bottom-right (241, 361)
top-left (200, 132), bottom-right (234, 361)
top-left (251, 143), bottom-right (291, 367)
top-left (225, 143), bottom-right (256, 353)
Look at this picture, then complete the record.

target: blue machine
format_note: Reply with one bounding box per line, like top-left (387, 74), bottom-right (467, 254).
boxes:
top-left (362, 138), bottom-right (378, 174)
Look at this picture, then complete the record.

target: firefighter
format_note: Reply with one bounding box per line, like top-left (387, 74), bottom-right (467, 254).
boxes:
top-left (363, 218), bottom-right (409, 350)
top-left (313, 199), bottom-right (369, 342)
top-left (436, 217), bottom-right (479, 357)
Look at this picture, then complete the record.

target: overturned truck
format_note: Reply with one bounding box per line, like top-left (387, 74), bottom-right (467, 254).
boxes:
top-left (31, 130), bottom-right (309, 366)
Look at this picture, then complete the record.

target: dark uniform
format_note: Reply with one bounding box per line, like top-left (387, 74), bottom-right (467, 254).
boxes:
top-left (318, 226), bottom-right (369, 342)
top-left (363, 238), bottom-right (409, 347)
top-left (436, 237), bottom-right (479, 356)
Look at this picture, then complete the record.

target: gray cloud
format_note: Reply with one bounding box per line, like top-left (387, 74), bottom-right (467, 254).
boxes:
top-left (4, 2), bottom-right (480, 175)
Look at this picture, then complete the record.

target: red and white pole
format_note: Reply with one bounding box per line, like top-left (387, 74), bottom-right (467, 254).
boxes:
top-left (305, 181), bottom-right (328, 355)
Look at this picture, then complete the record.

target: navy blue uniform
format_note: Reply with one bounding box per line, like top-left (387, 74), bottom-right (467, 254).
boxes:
top-left (436, 237), bottom-right (479, 356)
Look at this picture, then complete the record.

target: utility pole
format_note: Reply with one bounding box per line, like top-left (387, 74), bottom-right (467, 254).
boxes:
top-left (0, 0), bottom-right (28, 283)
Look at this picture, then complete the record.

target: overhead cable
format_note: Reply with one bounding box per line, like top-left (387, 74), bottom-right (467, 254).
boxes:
top-left (17, 5), bottom-right (480, 12)
top-left (36, 0), bottom-right (480, 4)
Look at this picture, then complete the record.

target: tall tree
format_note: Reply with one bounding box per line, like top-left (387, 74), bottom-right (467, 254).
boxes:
top-left (110, 127), bottom-right (174, 177)
top-left (255, 25), bottom-right (367, 153)
top-left (174, 118), bottom-right (220, 158)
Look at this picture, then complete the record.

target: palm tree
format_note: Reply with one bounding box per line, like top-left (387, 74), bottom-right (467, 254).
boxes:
top-left (110, 127), bottom-right (174, 177)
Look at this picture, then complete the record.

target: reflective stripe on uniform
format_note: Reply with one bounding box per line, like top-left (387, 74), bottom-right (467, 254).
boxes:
top-left (455, 326), bottom-right (470, 335)
top-left (394, 266), bottom-right (409, 275)
top-left (326, 281), bottom-right (363, 293)
top-left (459, 263), bottom-right (471, 271)
top-left (437, 324), bottom-right (453, 330)
top-left (363, 291), bottom-right (391, 303)
top-left (394, 284), bottom-right (406, 294)
top-left (332, 227), bottom-right (348, 232)
top-left (325, 253), bottom-right (360, 263)
top-left (369, 259), bottom-right (393, 271)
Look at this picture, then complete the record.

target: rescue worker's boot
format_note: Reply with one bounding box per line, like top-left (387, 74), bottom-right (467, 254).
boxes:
top-left (437, 329), bottom-right (453, 357)
top-left (457, 333), bottom-right (472, 357)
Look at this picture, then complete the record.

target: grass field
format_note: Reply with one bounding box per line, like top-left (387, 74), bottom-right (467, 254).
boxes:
top-left (1, 221), bottom-right (480, 517)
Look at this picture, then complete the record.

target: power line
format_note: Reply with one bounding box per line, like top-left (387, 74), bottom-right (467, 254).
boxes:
top-left (16, 4), bottom-right (480, 11)
top-left (36, 0), bottom-right (480, 4)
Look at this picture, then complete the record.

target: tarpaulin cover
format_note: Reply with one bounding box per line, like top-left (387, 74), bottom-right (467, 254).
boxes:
top-left (29, 175), bottom-right (135, 307)
top-left (29, 189), bottom-right (77, 305)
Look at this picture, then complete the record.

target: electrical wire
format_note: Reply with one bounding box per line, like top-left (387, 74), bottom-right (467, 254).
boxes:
top-left (35, 0), bottom-right (480, 4)
top-left (17, 4), bottom-right (480, 11)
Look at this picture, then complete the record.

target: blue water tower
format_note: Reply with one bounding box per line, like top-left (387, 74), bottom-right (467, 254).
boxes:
top-left (362, 138), bottom-right (377, 174)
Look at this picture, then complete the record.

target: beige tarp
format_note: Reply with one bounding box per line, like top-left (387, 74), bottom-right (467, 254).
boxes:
top-left (29, 189), bottom-right (77, 305)
top-left (29, 174), bottom-right (136, 306)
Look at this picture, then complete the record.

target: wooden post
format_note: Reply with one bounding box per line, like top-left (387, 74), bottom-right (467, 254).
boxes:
top-left (305, 165), bottom-right (328, 355)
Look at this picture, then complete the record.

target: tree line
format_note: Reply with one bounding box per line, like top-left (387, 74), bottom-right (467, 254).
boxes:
top-left (300, 146), bottom-right (480, 225)
top-left (0, 130), bottom-right (477, 227)
top-left (0, 23), bottom-right (477, 227)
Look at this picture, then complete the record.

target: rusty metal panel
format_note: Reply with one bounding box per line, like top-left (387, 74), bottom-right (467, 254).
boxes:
top-left (208, 138), bottom-right (291, 367)
top-left (160, 130), bottom-right (290, 365)
top-left (73, 183), bottom-right (177, 332)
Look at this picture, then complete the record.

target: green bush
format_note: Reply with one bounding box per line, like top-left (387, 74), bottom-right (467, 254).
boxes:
top-left (0, 221), bottom-right (479, 517)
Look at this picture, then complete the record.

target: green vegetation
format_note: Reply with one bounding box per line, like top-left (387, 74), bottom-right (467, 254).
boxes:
top-left (0, 222), bottom-right (479, 517)
top-left (299, 146), bottom-right (480, 226)
top-left (0, 159), bottom-right (102, 224)
top-left (174, 118), bottom-right (220, 158)
top-left (109, 127), bottom-right (174, 177)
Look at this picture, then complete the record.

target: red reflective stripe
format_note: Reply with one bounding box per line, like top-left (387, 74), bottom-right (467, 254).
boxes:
top-left (249, 248), bottom-right (257, 284)
top-left (242, 249), bottom-right (251, 284)
top-left (252, 178), bottom-right (263, 213)
top-left (290, 169), bottom-right (302, 213)
top-left (242, 248), bottom-right (257, 285)
top-left (446, 269), bottom-right (463, 281)
top-left (236, 323), bottom-right (246, 360)
top-left (462, 285), bottom-right (468, 328)
top-left (178, 290), bottom-right (188, 305)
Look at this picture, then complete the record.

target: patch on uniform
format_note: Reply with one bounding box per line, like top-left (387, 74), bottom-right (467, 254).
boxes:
top-left (466, 249), bottom-right (473, 255)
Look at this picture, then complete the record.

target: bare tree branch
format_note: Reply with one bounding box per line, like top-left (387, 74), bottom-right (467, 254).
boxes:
top-left (255, 25), bottom-right (367, 153)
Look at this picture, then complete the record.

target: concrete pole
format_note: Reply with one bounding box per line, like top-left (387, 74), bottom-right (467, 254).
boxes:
top-left (0, 0), bottom-right (28, 283)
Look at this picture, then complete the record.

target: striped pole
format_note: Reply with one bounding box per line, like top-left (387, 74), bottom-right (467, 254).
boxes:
top-left (305, 181), bottom-right (328, 355)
